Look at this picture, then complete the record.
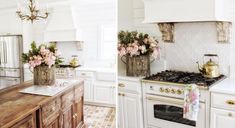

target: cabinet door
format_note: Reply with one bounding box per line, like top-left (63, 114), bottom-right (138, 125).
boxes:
top-left (46, 117), bottom-right (60, 128)
top-left (211, 108), bottom-right (235, 128)
top-left (118, 94), bottom-right (125, 128)
top-left (84, 80), bottom-right (93, 102)
top-left (11, 113), bottom-right (36, 128)
top-left (93, 84), bottom-right (113, 104)
top-left (73, 97), bottom-right (84, 128)
top-left (61, 106), bottom-right (73, 128)
top-left (112, 86), bottom-right (116, 104)
top-left (122, 92), bottom-right (143, 128)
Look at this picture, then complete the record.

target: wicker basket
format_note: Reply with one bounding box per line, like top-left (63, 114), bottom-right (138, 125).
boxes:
top-left (33, 66), bottom-right (55, 85)
top-left (121, 54), bottom-right (152, 76)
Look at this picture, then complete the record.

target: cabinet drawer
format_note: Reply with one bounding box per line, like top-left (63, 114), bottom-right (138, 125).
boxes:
top-left (118, 80), bottom-right (141, 93)
top-left (62, 90), bottom-right (74, 110)
top-left (76, 71), bottom-right (94, 78)
top-left (41, 98), bottom-right (61, 126)
top-left (75, 85), bottom-right (83, 102)
top-left (12, 114), bottom-right (36, 128)
top-left (212, 93), bottom-right (235, 111)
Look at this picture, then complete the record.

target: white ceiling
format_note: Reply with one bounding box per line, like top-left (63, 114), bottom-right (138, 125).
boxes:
top-left (0, 0), bottom-right (69, 9)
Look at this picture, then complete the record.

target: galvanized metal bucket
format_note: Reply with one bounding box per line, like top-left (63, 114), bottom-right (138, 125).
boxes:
top-left (121, 54), bottom-right (154, 76)
top-left (33, 66), bottom-right (55, 85)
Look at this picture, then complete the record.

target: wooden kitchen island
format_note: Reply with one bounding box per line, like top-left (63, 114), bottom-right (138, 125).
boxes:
top-left (0, 79), bottom-right (85, 128)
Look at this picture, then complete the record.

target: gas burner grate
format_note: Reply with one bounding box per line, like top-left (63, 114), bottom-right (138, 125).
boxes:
top-left (144, 70), bottom-right (225, 87)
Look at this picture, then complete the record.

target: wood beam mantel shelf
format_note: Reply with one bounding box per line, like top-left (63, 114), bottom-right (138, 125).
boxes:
top-left (158, 23), bottom-right (175, 43)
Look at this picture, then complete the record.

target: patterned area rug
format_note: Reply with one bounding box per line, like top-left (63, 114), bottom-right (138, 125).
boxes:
top-left (84, 105), bottom-right (116, 128)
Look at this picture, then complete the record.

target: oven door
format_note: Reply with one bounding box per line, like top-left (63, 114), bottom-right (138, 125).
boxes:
top-left (146, 94), bottom-right (205, 128)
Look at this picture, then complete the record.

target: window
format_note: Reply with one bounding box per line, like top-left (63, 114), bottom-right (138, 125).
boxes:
top-left (98, 24), bottom-right (117, 60)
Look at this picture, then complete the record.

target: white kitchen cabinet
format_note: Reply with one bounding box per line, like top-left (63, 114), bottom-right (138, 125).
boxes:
top-left (210, 88), bottom-right (235, 128)
top-left (76, 71), bottom-right (94, 102)
top-left (76, 69), bottom-right (116, 106)
top-left (211, 108), bottom-right (235, 128)
top-left (118, 94), bottom-right (125, 128)
top-left (118, 92), bottom-right (143, 128)
top-left (143, 0), bottom-right (231, 23)
top-left (84, 79), bottom-right (93, 102)
top-left (118, 77), bottom-right (144, 128)
top-left (93, 82), bottom-right (116, 105)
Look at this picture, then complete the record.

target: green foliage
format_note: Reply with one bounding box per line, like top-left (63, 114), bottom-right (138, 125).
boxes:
top-left (21, 41), bottom-right (63, 66)
top-left (118, 31), bottom-right (150, 45)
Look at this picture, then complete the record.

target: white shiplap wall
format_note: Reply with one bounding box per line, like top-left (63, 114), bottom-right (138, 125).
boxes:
top-left (118, 0), bottom-right (234, 76)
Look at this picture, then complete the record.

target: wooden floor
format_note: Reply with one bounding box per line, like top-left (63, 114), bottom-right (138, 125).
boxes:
top-left (84, 105), bottom-right (116, 128)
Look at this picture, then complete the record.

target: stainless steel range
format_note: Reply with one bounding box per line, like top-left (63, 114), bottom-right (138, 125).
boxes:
top-left (142, 70), bottom-right (225, 128)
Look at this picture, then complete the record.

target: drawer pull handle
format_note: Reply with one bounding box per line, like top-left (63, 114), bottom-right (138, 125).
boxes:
top-left (228, 113), bottom-right (233, 117)
top-left (226, 100), bottom-right (235, 105)
top-left (118, 93), bottom-right (125, 96)
top-left (118, 83), bottom-right (125, 87)
top-left (81, 73), bottom-right (86, 76)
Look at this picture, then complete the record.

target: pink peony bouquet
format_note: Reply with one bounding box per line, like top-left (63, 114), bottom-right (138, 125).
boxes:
top-left (118, 31), bottom-right (160, 58)
top-left (22, 41), bottom-right (63, 69)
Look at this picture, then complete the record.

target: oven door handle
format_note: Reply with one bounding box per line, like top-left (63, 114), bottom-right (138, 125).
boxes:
top-left (146, 96), bottom-right (184, 105)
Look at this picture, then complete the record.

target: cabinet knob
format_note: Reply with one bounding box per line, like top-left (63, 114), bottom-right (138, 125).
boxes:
top-left (118, 93), bottom-right (125, 96)
top-left (159, 87), bottom-right (164, 93)
top-left (226, 100), bottom-right (235, 105)
top-left (177, 89), bottom-right (183, 95)
top-left (171, 89), bottom-right (176, 94)
top-left (228, 113), bottom-right (233, 117)
top-left (165, 88), bottom-right (170, 93)
top-left (118, 83), bottom-right (125, 87)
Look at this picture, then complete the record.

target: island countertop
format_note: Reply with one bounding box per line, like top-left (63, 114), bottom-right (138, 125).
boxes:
top-left (0, 79), bottom-right (84, 128)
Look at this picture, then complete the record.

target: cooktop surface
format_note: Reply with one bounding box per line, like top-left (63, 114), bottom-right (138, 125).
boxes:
top-left (143, 70), bottom-right (225, 87)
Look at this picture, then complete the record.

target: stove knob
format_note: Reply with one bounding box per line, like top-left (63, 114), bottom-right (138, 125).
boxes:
top-left (171, 89), bottom-right (176, 94)
top-left (177, 89), bottom-right (183, 95)
top-left (165, 88), bottom-right (170, 93)
top-left (159, 87), bottom-right (164, 93)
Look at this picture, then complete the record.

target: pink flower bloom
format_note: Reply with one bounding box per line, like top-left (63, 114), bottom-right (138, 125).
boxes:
top-left (29, 60), bottom-right (36, 68)
top-left (40, 46), bottom-right (50, 56)
top-left (128, 43), bottom-right (139, 56)
top-left (118, 47), bottom-right (126, 56)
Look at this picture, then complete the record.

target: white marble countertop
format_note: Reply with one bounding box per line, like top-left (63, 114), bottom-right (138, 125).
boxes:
top-left (20, 78), bottom-right (83, 96)
top-left (210, 77), bottom-right (235, 95)
top-left (75, 66), bottom-right (116, 73)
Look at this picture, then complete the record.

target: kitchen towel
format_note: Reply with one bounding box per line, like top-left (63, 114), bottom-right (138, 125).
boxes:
top-left (183, 84), bottom-right (200, 121)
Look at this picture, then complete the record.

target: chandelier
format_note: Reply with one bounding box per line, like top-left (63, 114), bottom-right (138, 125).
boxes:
top-left (16, 0), bottom-right (49, 23)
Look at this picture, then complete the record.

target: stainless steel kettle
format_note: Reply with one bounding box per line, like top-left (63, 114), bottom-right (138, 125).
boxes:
top-left (197, 54), bottom-right (220, 78)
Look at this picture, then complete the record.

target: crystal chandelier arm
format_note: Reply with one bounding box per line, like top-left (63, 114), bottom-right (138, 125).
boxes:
top-left (36, 13), bottom-right (49, 19)
top-left (16, 11), bottom-right (31, 20)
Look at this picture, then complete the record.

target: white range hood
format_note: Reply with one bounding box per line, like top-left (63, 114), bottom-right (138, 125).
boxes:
top-left (143, 0), bottom-right (231, 23)
top-left (44, 3), bottom-right (82, 42)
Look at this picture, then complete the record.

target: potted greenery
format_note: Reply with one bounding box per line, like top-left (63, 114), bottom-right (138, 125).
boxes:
top-left (118, 31), bottom-right (160, 76)
top-left (22, 42), bottom-right (63, 85)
